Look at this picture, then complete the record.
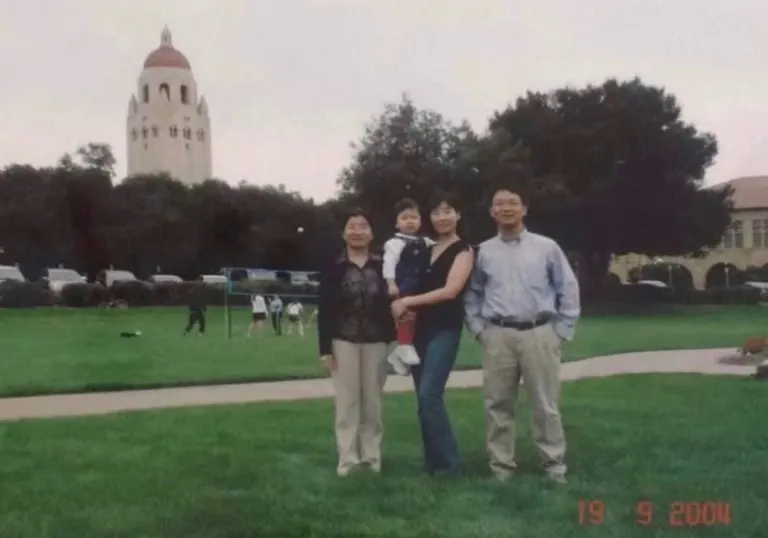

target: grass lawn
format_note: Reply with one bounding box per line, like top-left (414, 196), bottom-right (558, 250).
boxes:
top-left (0, 305), bottom-right (764, 397)
top-left (1, 375), bottom-right (765, 537)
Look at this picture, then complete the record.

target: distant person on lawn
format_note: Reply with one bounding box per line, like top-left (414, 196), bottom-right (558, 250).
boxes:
top-left (286, 299), bottom-right (304, 336)
top-left (318, 208), bottom-right (395, 477)
top-left (269, 294), bottom-right (284, 335)
top-left (464, 182), bottom-right (580, 484)
top-left (247, 293), bottom-right (267, 337)
top-left (183, 283), bottom-right (206, 335)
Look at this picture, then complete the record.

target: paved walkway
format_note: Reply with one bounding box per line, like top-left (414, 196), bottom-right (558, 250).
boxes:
top-left (0, 348), bottom-right (758, 422)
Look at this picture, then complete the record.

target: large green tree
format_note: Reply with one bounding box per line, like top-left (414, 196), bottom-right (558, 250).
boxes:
top-left (337, 94), bottom-right (483, 241)
top-left (489, 78), bottom-right (732, 294)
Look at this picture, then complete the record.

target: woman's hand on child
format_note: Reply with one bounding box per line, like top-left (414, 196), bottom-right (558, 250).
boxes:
top-left (391, 299), bottom-right (416, 320)
top-left (388, 283), bottom-right (400, 297)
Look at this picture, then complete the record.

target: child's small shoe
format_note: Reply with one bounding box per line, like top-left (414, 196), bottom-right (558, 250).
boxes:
top-left (386, 348), bottom-right (411, 375)
top-left (400, 345), bottom-right (421, 366)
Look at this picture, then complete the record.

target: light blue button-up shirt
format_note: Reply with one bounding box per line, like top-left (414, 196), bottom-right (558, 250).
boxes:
top-left (464, 229), bottom-right (581, 340)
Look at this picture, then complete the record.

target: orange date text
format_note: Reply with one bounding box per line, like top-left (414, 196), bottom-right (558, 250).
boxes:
top-left (578, 500), bottom-right (732, 527)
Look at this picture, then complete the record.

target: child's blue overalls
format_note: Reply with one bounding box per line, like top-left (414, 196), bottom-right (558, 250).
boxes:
top-left (395, 236), bottom-right (431, 296)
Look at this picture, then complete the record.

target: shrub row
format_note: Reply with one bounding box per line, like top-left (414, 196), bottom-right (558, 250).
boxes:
top-left (0, 279), bottom-right (320, 308)
top-left (0, 280), bottom-right (53, 308)
top-left (603, 284), bottom-right (762, 305)
top-left (0, 278), bottom-right (762, 308)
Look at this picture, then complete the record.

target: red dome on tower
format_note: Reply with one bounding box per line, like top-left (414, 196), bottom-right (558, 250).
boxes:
top-left (143, 26), bottom-right (191, 70)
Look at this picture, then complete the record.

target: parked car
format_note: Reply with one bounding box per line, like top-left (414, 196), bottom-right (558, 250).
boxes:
top-left (635, 280), bottom-right (668, 288)
top-left (247, 269), bottom-right (278, 282)
top-left (743, 281), bottom-right (768, 300)
top-left (148, 274), bottom-right (183, 283)
top-left (0, 265), bottom-right (25, 283)
top-left (96, 269), bottom-right (138, 287)
top-left (44, 268), bottom-right (86, 294)
top-left (290, 271), bottom-right (320, 289)
top-left (200, 274), bottom-right (227, 285)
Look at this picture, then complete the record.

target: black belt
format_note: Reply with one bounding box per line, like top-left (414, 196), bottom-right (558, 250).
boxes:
top-left (489, 315), bottom-right (551, 331)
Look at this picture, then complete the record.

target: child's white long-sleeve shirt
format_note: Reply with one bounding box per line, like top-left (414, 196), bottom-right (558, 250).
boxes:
top-left (382, 232), bottom-right (435, 280)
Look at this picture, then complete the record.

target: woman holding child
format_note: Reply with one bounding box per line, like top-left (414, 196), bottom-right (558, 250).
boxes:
top-left (391, 192), bottom-right (475, 476)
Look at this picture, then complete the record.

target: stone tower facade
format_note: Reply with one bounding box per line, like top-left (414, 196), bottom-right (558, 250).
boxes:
top-left (126, 26), bottom-right (212, 185)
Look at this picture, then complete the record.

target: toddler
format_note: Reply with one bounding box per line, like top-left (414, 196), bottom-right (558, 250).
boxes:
top-left (383, 198), bottom-right (433, 375)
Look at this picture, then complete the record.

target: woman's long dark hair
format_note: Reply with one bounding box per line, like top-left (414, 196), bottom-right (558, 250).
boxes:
top-left (426, 191), bottom-right (462, 214)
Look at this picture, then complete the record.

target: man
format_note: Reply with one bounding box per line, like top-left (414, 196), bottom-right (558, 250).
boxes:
top-left (269, 294), bottom-right (284, 335)
top-left (183, 283), bottom-right (206, 335)
top-left (465, 183), bottom-right (580, 484)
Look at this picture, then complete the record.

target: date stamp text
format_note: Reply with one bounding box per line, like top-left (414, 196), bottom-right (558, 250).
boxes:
top-left (578, 499), bottom-right (732, 527)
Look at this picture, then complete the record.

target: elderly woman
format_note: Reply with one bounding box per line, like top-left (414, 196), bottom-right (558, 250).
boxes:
top-left (317, 208), bottom-right (395, 477)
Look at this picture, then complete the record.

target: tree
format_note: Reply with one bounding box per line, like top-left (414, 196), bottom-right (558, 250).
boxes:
top-left (75, 143), bottom-right (117, 177)
top-left (489, 78), bottom-right (732, 296)
top-left (51, 165), bottom-right (113, 279)
top-left (0, 165), bottom-right (70, 278)
top-left (337, 94), bottom-right (480, 241)
top-left (108, 175), bottom-right (195, 277)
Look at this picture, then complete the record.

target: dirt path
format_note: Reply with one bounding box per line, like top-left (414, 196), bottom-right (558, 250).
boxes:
top-left (0, 347), bottom-right (756, 422)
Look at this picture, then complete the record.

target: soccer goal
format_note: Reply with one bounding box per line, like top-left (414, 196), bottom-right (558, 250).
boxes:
top-left (222, 267), bottom-right (320, 339)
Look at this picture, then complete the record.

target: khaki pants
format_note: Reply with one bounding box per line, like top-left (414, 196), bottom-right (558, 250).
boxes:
top-left (481, 323), bottom-right (566, 477)
top-left (331, 339), bottom-right (389, 474)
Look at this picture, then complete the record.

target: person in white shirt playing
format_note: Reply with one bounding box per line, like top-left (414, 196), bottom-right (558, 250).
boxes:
top-left (285, 299), bottom-right (305, 336)
top-left (247, 293), bottom-right (267, 337)
top-left (383, 198), bottom-right (434, 375)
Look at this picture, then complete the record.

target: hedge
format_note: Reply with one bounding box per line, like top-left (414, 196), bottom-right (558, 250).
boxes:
top-left (0, 277), bottom-right (762, 308)
top-left (0, 280), bottom-right (53, 308)
top-left (49, 279), bottom-right (320, 308)
top-left (59, 283), bottom-right (108, 307)
top-left (603, 284), bottom-right (762, 305)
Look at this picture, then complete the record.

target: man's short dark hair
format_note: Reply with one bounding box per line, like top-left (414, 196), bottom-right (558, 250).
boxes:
top-left (488, 180), bottom-right (531, 206)
top-left (393, 198), bottom-right (420, 216)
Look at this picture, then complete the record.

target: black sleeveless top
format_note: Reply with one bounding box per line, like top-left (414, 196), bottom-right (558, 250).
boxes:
top-left (415, 239), bottom-right (472, 334)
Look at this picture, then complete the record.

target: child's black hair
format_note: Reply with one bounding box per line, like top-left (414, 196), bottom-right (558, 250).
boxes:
top-left (393, 198), bottom-right (420, 216)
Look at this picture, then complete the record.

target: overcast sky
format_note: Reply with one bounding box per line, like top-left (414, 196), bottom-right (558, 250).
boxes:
top-left (0, 0), bottom-right (764, 201)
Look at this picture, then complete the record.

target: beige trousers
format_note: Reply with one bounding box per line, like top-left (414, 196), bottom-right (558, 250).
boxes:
top-left (481, 323), bottom-right (566, 477)
top-left (331, 339), bottom-right (389, 474)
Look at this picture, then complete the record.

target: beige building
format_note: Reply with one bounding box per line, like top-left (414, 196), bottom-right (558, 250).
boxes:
top-left (126, 27), bottom-right (212, 185)
top-left (610, 176), bottom-right (768, 289)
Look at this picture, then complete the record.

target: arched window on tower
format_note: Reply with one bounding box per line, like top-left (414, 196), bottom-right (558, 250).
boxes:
top-left (170, 126), bottom-right (178, 138)
top-left (142, 85), bottom-right (149, 103)
top-left (151, 125), bottom-right (159, 137)
top-left (183, 127), bottom-right (191, 140)
top-left (159, 83), bottom-right (170, 100)
top-left (142, 127), bottom-right (149, 139)
top-left (197, 129), bottom-right (205, 142)
top-left (131, 129), bottom-right (138, 141)
top-left (180, 85), bottom-right (189, 104)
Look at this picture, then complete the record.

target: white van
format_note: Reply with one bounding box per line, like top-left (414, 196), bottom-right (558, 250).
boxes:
top-left (45, 268), bottom-right (86, 294)
top-left (200, 274), bottom-right (227, 285)
top-left (97, 269), bottom-right (138, 287)
top-left (0, 265), bottom-right (24, 283)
